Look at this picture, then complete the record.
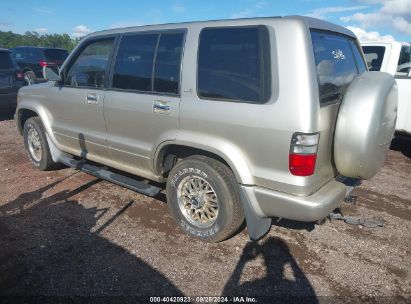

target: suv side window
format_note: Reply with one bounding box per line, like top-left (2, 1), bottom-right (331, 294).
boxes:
top-left (362, 46), bottom-right (386, 71)
top-left (112, 32), bottom-right (184, 94)
top-left (311, 31), bottom-right (363, 104)
top-left (153, 33), bottom-right (184, 94)
top-left (197, 26), bottom-right (271, 103)
top-left (113, 34), bottom-right (158, 91)
top-left (0, 51), bottom-right (14, 69)
top-left (64, 39), bottom-right (114, 88)
top-left (396, 45), bottom-right (411, 77)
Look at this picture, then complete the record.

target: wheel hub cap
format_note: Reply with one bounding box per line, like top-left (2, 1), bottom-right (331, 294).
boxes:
top-left (27, 128), bottom-right (42, 162)
top-left (177, 175), bottom-right (219, 228)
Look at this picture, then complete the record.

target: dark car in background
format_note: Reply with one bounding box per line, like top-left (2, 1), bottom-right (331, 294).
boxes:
top-left (0, 48), bottom-right (26, 113)
top-left (11, 46), bottom-right (69, 84)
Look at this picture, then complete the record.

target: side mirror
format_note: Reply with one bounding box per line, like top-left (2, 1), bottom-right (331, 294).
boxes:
top-left (408, 69), bottom-right (411, 77)
top-left (43, 66), bottom-right (61, 82)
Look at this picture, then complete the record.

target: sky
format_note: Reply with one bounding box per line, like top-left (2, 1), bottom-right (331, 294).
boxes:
top-left (0, 0), bottom-right (410, 42)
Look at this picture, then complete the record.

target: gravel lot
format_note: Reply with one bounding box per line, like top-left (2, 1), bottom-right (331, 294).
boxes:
top-left (0, 112), bottom-right (410, 303)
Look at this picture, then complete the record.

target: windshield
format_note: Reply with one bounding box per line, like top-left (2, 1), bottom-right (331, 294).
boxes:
top-left (0, 51), bottom-right (14, 69)
top-left (44, 49), bottom-right (69, 63)
top-left (311, 30), bottom-right (366, 104)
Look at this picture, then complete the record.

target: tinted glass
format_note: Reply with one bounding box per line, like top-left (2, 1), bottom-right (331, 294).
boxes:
top-left (198, 26), bottom-right (270, 103)
top-left (311, 31), bottom-right (361, 104)
top-left (0, 52), bottom-right (14, 69)
top-left (113, 34), bottom-right (158, 91)
top-left (65, 39), bottom-right (114, 88)
top-left (153, 33), bottom-right (184, 94)
top-left (349, 40), bottom-right (367, 73)
top-left (362, 46), bottom-right (386, 71)
top-left (44, 49), bottom-right (69, 63)
top-left (12, 48), bottom-right (43, 62)
top-left (397, 45), bottom-right (411, 74)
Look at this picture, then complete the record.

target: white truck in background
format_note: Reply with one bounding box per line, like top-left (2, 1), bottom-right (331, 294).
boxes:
top-left (362, 42), bottom-right (411, 136)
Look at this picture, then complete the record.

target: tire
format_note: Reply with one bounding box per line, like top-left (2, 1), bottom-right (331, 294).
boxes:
top-left (334, 71), bottom-right (398, 179)
top-left (166, 155), bottom-right (245, 242)
top-left (24, 71), bottom-right (36, 85)
top-left (23, 117), bottom-right (57, 171)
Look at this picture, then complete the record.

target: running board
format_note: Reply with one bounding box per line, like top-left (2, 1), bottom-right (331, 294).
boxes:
top-left (59, 155), bottom-right (161, 197)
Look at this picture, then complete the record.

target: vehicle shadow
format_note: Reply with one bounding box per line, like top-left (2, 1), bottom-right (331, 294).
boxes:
top-left (0, 177), bottom-right (185, 298)
top-left (390, 135), bottom-right (411, 158)
top-left (222, 238), bottom-right (318, 303)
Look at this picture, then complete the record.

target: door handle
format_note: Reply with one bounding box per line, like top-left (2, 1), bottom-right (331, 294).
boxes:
top-left (153, 100), bottom-right (171, 114)
top-left (86, 93), bottom-right (99, 104)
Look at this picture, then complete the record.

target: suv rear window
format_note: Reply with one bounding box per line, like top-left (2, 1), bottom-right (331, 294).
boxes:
top-left (362, 46), bottom-right (386, 71)
top-left (44, 49), bottom-right (69, 63)
top-left (197, 26), bottom-right (271, 103)
top-left (311, 31), bottom-right (366, 104)
top-left (0, 52), bottom-right (14, 69)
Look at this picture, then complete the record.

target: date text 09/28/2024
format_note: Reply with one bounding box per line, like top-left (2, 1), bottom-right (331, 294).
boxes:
top-left (149, 296), bottom-right (257, 303)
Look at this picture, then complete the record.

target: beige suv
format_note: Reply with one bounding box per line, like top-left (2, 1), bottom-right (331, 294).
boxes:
top-left (15, 16), bottom-right (397, 242)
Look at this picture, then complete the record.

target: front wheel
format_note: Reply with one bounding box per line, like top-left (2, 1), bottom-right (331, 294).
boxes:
top-left (23, 117), bottom-right (58, 171)
top-left (166, 155), bottom-right (245, 242)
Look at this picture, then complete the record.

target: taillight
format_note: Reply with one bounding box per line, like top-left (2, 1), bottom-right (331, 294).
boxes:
top-left (40, 60), bottom-right (56, 67)
top-left (15, 70), bottom-right (24, 81)
top-left (289, 133), bottom-right (320, 176)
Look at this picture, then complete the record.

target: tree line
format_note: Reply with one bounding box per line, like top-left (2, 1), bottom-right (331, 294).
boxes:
top-left (0, 31), bottom-right (81, 51)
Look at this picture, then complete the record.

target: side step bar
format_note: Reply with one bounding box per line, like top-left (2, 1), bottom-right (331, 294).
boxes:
top-left (59, 154), bottom-right (161, 197)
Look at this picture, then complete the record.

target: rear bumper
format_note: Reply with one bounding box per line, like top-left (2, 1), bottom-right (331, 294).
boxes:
top-left (241, 176), bottom-right (358, 222)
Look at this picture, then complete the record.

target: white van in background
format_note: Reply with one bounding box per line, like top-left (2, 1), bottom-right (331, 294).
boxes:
top-left (362, 42), bottom-right (411, 136)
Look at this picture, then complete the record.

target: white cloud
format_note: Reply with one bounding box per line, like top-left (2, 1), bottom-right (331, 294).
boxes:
top-left (230, 1), bottom-right (267, 19)
top-left (341, 0), bottom-right (411, 36)
top-left (347, 26), bottom-right (396, 42)
top-left (172, 3), bottom-right (186, 13)
top-left (72, 25), bottom-right (92, 38)
top-left (306, 6), bottom-right (368, 19)
top-left (34, 28), bottom-right (48, 34)
top-left (34, 8), bottom-right (53, 14)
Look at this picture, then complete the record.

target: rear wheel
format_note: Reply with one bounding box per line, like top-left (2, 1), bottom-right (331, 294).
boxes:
top-left (166, 155), bottom-right (245, 242)
top-left (23, 117), bottom-right (57, 171)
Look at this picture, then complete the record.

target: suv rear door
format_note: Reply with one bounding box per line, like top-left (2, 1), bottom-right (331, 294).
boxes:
top-left (103, 30), bottom-right (185, 175)
top-left (310, 30), bottom-right (367, 181)
top-left (47, 37), bottom-right (116, 160)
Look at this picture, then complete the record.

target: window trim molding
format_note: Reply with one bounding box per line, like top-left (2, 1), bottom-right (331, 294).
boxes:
top-left (196, 25), bottom-right (272, 104)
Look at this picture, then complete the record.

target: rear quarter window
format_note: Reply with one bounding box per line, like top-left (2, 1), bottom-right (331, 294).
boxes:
top-left (362, 46), bottom-right (386, 71)
top-left (197, 26), bottom-right (271, 103)
top-left (311, 31), bottom-right (365, 104)
top-left (0, 52), bottom-right (14, 69)
top-left (397, 45), bottom-right (411, 75)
